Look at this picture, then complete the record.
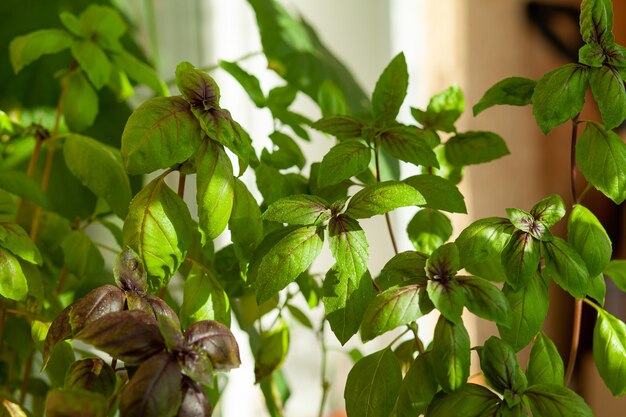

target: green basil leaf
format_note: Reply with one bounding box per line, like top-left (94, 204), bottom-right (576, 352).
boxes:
top-left (61, 231), bottom-right (104, 279)
top-left (404, 175), bottom-right (466, 213)
top-left (62, 70), bottom-right (98, 132)
top-left (527, 332), bottom-right (564, 386)
top-left (120, 353), bottom-right (182, 417)
top-left (426, 242), bottom-right (460, 280)
top-left (256, 163), bottom-right (308, 205)
top-left (0, 247), bottom-right (27, 301)
top-left (317, 140), bottom-right (371, 188)
top-left (425, 383), bottom-right (501, 417)
top-left (9, 29), bottom-right (73, 74)
top-left (568, 204), bottom-right (611, 277)
top-left (543, 237), bottom-right (589, 298)
top-left (498, 276), bottom-right (549, 351)
top-left (312, 115), bottom-right (364, 139)
top-left (220, 60), bottom-right (265, 107)
top-left (261, 131), bottom-right (305, 170)
top-left (345, 181), bottom-right (425, 219)
top-left (0, 171), bottom-right (51, 210)
top-left (328, 215), bottom-right (369, 278)
top-left (589, 66), bottom-right (626, 129)
top-left (455, 217), bottom-right (514, 265)
top-left (473, 77), bottom-right (536, 116)
top-left (71, 40), bottom-right (111, 89)
top-left (317, 79), bottom-right (349, 116)
top-left (262, 195), bottom-right (330, 226)
top-left (229, 178), bottom-right (263, 261)
top-left (530, 194), bottom-right (566, 228)
top-left (323, 266), bottom-right (376, 345)
top-left (372, 52), bottom-right (408, 125)
top-left (377, 251), bottom-right (428, 290)
top-left (379, 126), bottom-right (439, 168)
top-left (397, 353), bottom-right (438, 417)
top-left (111, 51), bottom-right (168, 96)
top-left (531, 64), bottom-right (588, 134)
top-left (78, 5), bottom-right (126, 44)
top-left (196, 139), bottom-right (235, 242)
top-left (480, 337), bottom-right (527, 395)
top-left (578, 43), bottom-right (606, 67)
top-left (580, 0), bottom-right (614, 46)
top-left (524, 384), bottom-right (593, 417)
top-left (344, 348), bottom-right (402, 417)
top-left (593, 307), bottom-right (626, 396)
top-left (457, 275), bottom-right (511, 327)
top-left (254, 320), bottom-right (289, 383)
top-left (604, 259), bottom-right (626, 291)
top-left (417, 85), bottom-right (464, 132)
top-left (427, 279), bottom-right (465, 323)
top-left (253, 225), bottom-right (324, 303)
top-left (407, 208), bottom-right (452, 255)
top-left (63, 134), bottom-right (131, 219)
top-left (577, 122), bottom-right (626, 204)
top-left (60, 12), bottom-right (85, 36)
top-left (506, 208), bottom-right (535, 234)
top-left (176, 61), bottom-right (220, 109)
top-left (360, 284), bottom-right (428, 341)
top-left (180, 262), bottom-right (230, 328)
top-left (432, 316), bottom-right (470, 392)
top-left (121, 96), bottom-right (203, 174)
top-left (123, 174), bottom-right (193, 291)
top-left (587, 273), bottom-right (606, 306)
top-left (501, 231), bottom-right (540, 290)
top-left (445, 131), bottom-right (510, 166)
top-left (0, 222), bottom-right (41, 265)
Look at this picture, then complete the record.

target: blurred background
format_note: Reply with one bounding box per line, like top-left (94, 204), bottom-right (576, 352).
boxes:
top-left (2, 0), bottom-right (626, 416)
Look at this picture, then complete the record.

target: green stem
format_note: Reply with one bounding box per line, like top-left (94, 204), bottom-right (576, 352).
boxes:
top-left (374, 140), bottom-right (399, 255)
top-left (317, 325), bottom-right (330, 417)
top-left (55, 267), bottom-right (69, 294)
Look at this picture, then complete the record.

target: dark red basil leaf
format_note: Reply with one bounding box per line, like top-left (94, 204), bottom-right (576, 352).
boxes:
top-left (176, 377), bottom-right (212, 417)
top-left (76, 310), bottom-right (165, 365)
top-left (64, 358), bottom-right (117, 398)
top-left (114, 247), bottom-right (148, 293)
top-left (43, 305), bottom-right (72, 366)
top-left (69, 285), bottom-right (126, 333)
top-left (145, 294), bottom-right (181, 329)
top-left (120, 353), bottom-right (183, 417)
top-left (184, 321), bottom-right (241, 371)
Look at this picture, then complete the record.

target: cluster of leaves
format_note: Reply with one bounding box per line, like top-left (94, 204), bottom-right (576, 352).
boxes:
top-left (43, 248), bottom-right (240, 417)
top-left (3, 0), bottom-right (626, 416)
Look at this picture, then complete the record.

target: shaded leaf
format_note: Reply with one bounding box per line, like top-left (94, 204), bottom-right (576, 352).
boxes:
top-left (501, 230), bottom-right (540, 290)
top-left (427, 279), bottom-right (465, 323)
top-left (10, 29), bottom-right (73, 73)
top-left (589, 65), bottom-right (626, 129)
top-left (397, 353), bottom-right (438, 417)
top-left (543, 237), bottom-right (589, 298)
top-left (312, 116), bottom-right (363, 139)
top-left (220, 60), bottom-right (265, 106)
top-left (432, 316), bottom-right (470, 392)
top-left (112, 51), bottom-right (168, 95)
top-left (425, 383), bottom-right (500, 417)
top-left (121, 96), bottom-right (203, 175)
top-left (71, 40), bottom-right (111, 89)
top-left (457, 275), bottom-right (511, 327)
top-left (62, 70), bottom-right (98, 132)
top-left (184, 320), bottom-right (241, 371)
top-left (455, 217), bottom-right (514, 265)
top-left (372, 52), bottom-right (408, 125)
top-left (530, 194), bottom-right (566, 228)
top-left (525, 384), bottom-right (593, 417)
top-left (254, 320), bottom-right (289, 382)
top-left (498, 276), bottom-right (549, 351)
top-left (0, 248), bottom-right (27, 301)
top-left (406, 209), bottom-right (452, 255)
top-left (177, 377), bottom-right (212, 417)
top-left (63, 134), bottom-right (131, 219)
top-left (229, 178), bottom-right (263, 261)
top-left (113, 247), bottom-right (147, 293)
top-left (379, 126), bottom-right (439, 168)
top-left (45, 389), bottom-right (107, 417)
top-left (323, 267), bottom-right (376, 345)
top-left (0, 171), bottom-right (51, 209)
top-left (61, 231), bottom-right (105, 279)
top-left (344, 348), bottom-right (402, 417)
top-left (176, 61), bottom-right (220, 109)
top-left (0, 222), bottom-right (41, 265)
top-left (68, 284), bottom-right (126, 334)
top-left (445, 131), bottom-right (509, 166)
top-left (473, 77), bottom-right (536, 115)
top-left (261, 131), bottom-right (305, 170)
top-left (65, 358), bottom-right (116, 398)
top-left (480, 337), bottom-right (527, 396)
top-left (404, 175), bottom-right (466, 213)
top-left (120, 353), bottom-right (182, 417)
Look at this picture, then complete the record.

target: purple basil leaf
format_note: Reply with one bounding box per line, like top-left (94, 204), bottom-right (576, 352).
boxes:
top-left (114, 247), bottom-right (148, 293)
top-left (120, 353), bottom-right (182, 417)
top-left (158, 314), bottom-right (184, 352)
top-left (43, 305), bottom-right (72, 366)
top-left (76, 310), bottom-right (165, 365)
top-left (145, 294), bottom-right (181, 329)
top-left (184, 321), bottom-right (241, 371)
top-left (69, 284), bottom-right (126, 333)
top-left (176, 62), bottom-right (220, 110)
top-left (64, 358), bottom-right (117, 398)
top-left (176, 377), bottom-right (212, 417)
